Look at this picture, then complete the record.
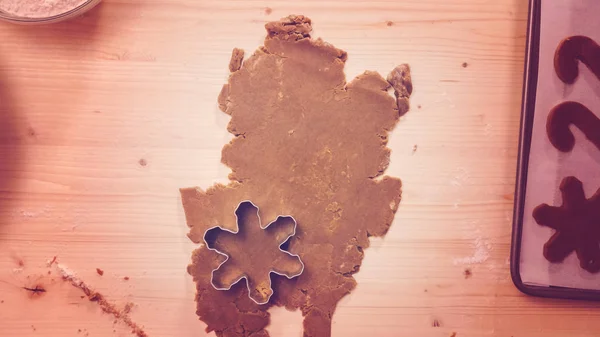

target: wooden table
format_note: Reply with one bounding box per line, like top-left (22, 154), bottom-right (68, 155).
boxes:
top-left (1, 0), bottom-right (600, 336)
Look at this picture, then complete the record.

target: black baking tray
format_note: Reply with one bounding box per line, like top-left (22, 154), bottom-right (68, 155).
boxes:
top-left (510, 0), bottom-right (600, 301)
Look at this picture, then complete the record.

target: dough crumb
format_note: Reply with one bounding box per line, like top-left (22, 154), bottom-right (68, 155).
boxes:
top-left (228, 48), bottom-right (245, 72)
top-left (46, 256), bottom-right (58, 267)
top-left (56, 264), bottom-right (148, 337)
top-left (387, 64), bottom-right (413, 115)
top-left (265, 15), bottom-right (312, 40)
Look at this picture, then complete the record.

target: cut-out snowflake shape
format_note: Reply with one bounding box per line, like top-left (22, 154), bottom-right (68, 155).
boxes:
top-left (533, 176), bottom-right (600, 273)
top-left (203, 200), bottom-right (304, 304)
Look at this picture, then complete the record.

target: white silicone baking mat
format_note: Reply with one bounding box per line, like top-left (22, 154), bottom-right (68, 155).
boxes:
top-left (519, 0), bottom-right (600, 289)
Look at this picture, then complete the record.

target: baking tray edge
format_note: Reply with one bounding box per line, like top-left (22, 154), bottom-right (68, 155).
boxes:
top-left (510, 0), bottom-right (600, 301)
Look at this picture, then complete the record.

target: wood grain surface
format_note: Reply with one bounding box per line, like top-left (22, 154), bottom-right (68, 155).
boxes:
top-left (1, 0), bottom-right (599, 336)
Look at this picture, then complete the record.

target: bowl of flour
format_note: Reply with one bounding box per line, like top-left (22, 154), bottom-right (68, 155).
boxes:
top-left (0, 0), bottom-right (101, 24)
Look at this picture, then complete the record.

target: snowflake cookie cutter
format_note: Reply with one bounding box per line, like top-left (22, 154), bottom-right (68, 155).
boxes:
top-left (203, 200), bottom-right (305, 305)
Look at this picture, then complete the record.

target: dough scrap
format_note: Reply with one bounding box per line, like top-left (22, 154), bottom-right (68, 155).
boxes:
top-left (181, 15), bottom-right (412, 337)
top-left (229, 48), bottom-right (245, 73)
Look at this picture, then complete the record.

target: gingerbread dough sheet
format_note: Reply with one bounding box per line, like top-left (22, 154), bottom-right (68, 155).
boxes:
top-left (181, 15), bottom-right (412, 337)
top-left (519, 0), bottom-right (600, 290)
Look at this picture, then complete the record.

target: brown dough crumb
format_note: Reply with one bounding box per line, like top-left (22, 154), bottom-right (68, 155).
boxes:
top-left (386, 20), bottom-right (393, 26)
top-left (264, 15), bottom-right (314, 41)
top-left (138, 158), bottom-right (147, 167)
top-left (182, 15), bottom-right (411, 337)
top-left (96, 268), bottom-right (104, 276)
top-left (412, 145), bottom-right (418, 154)
top-left (123, 302), bottom-right (135, 314)
top-left (433, 319), bottom-right (441, 327)
top-left (57, 264), bottom-right (148, 337)
top-left (464, 268), bottom-right (472, 279)
top-left (264, 7), bottom-right (272, 15)
top-left (228, 48), bottom-right (245, 73)
top-left (387, 64), bottom-right (413, 116)
top-left (123, 276), bottom-right (130, 281)
top-left (462, 62), bottom-right (468, 68)
top-left (450, 333), bottom-right (457, 337)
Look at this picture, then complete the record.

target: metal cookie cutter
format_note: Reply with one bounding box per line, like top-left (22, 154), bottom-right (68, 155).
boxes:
top-left (203, 200), bottom-right (305, 305)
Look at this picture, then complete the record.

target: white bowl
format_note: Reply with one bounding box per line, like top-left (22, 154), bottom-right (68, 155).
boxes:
top-left (0, 0), bottom-right (102, 25)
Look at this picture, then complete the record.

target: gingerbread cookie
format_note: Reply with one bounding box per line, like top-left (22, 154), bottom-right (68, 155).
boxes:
top-left (554, 35), bottom-right (600, 84)
top-left (547, 101), bottom-right (600, 152)
top-left (533, 176), bottom-right (600, 273)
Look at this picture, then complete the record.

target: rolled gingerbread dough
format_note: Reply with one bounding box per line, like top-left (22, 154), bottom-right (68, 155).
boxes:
top-left (181, 15), bottom-right (412, 337)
